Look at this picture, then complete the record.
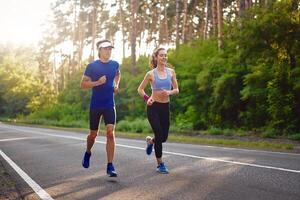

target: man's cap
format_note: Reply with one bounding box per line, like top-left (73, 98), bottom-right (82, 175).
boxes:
top-left (97, 41), bottom-right (114, 49)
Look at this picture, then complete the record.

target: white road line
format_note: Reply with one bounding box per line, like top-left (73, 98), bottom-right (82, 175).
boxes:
top-left (4, 124), bottom-right (300, 156)
top-left (163, 151), bottom-right (300, 173)
top-left (188, 144), bottom-right (300, 156)
top-left (116, 144), bottom-right (300, 173)
top-left (5, 124), bottom-right (300, 157)
top-left (3, 125), bottom-right (300, 174)
top-left (0, 137), bottom-right (36, 142)
top-left (0, 150), bottom-right (54, 200)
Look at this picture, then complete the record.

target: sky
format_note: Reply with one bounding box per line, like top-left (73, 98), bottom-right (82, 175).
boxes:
top-left (0, 0), bottom-right (125, 63)
top-left (0, 0), bottom-right (54, 46)
top-left (0, 0), bottom-right (153, 63)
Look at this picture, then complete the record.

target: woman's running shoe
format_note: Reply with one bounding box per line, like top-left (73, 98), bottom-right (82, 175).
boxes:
top-left (146, 136), bottom-right (153, 155)
top-left (156, 163), bottom-right (169, 174)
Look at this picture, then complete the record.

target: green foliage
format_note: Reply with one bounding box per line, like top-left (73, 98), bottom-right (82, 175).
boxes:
top-left (57, 68), bottom-right (90, 110)
top-left (27, 103), bottom-right (88, 123)
top-left (117, 118), bottom-right (151, 133)
top-left (1, 0), bottom-right (299, 137)
top-left (288, 133), bottom-right (300, 141)
top-left (168, 40), bottom-right (220, 129)
top-left (261, 128), bottom-right (280, 139)
top-left (16, 118), bottom-right (88, 128)
top-left (207, 127), bottom-right (223, 135)
top-left (116, 55), bottom-right (150, 120)
top-left (231, 0), bottom-right (300, 132)
top-left (240, 62), bottom-right (271, 128)
top-left (0, 45), bottom-right (46, 116)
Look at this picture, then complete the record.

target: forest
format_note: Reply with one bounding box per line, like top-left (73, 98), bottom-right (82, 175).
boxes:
top-left (0, 0), bottom-right (299, 139)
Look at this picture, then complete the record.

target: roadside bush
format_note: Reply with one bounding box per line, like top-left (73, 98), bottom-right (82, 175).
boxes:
top-left (288, 133), bottom-right (300, 141)
top-left (117, 119), bottom-right (151, 133)
top-left (262, 128), bottom-right (279, 138)
top-left (207, 127), bottom-right (223, 135)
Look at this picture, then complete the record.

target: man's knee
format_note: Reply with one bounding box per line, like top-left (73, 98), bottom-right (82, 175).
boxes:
top-left (88, 130), bottom-right (98, 140)
top-left (106, 125), bottom-right (115, 141)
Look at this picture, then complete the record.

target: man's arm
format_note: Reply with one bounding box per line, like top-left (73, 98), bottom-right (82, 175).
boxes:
top-left (114, 71), bottom-right (121, 93)
top-left (80, 75), bottom-right (106, 89)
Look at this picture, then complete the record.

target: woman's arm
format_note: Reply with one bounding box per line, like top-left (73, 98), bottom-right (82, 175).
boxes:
top-left (162, 69), bottom-right (179, 96)
top-left (169, 69), bottom-right (179, 95)
top-left (138, 72), bottom-right (151, 97)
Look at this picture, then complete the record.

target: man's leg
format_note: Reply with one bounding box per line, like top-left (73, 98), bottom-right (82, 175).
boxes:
top-left (82, 109), bottom-right (101, 168)
top-left (82, 130), bottom-right (98, 168)
top-left (103, 107), bottom-right (117, 176)
top-left (86, 130), bottom-right (98, 153)
top-left (86, 109), bottom-right (102, 153)
top-left (105, 124), bottom-right (117, 176)
top-left (106, 124), bottom-right (115, 163)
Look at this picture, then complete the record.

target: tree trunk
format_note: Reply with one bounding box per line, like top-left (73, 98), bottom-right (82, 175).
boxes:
top-left (52, 46), bottom-right (58, 95)
top-left (77, 0), bottom-right (85, 71)
top-left (245, 0), bottom-right (252, 9)
top-left (163, 0), bottom-right (169, 44)
top-left (72, 0), bottom-right (78, 74)
top-left (118, 0), bottom-right (126, 59)
top-left (175, 0), bottom-right (180, 48)
top-left (204, 0), bottom-right (209, 39)
top-left (188, 0), bottom-right (198, 41)
top-left (211, 0), bottom-right (218, 37)
top-left (182, 0), bottom-right (189, 43)
top-left (130, 0), bottom-right (138, 75)
top-left (217, 0), bottom-right (224, 50)
top-left (239, 0), bottom-right (246, 17)
top-left (90, 0), bottom-right (98, 62)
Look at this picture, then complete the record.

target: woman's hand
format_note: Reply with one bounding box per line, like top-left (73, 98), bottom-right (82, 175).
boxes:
top-left (161, 89), bottom-right (171, 96)
top-left (147, 97), bottom-right (155, 106)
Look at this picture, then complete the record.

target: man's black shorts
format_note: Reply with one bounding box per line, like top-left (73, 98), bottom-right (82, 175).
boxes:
top-left (89, 107), bottom-right (116, 130)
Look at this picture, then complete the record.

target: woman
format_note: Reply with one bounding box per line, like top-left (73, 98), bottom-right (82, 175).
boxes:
top-left (137, 47), bottom-right (179, 174)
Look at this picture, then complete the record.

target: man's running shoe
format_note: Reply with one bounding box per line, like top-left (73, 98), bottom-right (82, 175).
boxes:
top-left (146, 136), bottom-right (153, 155)
top-left (107, 163), bottom-right (118, 177)
top-left (156, 163), bottom-right (169, 174)
top-left (82, 151), bottom-right (91, 168)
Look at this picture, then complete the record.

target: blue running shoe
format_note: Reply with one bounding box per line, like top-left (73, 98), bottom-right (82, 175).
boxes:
top-left (156, 163), bottom-right (169, 174)
top-left (146, 136), bottom-right (153, 155)
top-left (107, 163), bottom-right (118, 177)
top-left (82, 152), bottom-right (91, 168)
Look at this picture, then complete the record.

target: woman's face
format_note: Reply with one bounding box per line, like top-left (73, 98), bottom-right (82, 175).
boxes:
top-left (156, 49), bottom-right (167, 66)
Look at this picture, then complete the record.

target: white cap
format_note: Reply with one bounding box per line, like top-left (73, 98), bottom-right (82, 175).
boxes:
top-left (98, 41), bottom-right (114, 49)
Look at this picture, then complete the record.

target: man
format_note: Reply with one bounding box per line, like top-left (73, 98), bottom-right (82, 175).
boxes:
top-left (81, 39), bottom-right (120, 177)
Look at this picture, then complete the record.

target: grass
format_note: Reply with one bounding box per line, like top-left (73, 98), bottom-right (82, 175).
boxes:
top-left (288, 133), bottom-right (300, 141)
top-left (0, 120), bottom-right (296, 152)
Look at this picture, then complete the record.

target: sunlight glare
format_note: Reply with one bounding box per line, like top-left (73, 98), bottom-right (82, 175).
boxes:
top-left (0, 0), bottom-right (54, 45)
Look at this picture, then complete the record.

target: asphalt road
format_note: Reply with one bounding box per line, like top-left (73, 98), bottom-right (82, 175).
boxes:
top-left (0, 123), bottom-right (299, 200)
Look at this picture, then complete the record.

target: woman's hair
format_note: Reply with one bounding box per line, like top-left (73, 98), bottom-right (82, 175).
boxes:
top-left (149, 47), bottom-right (166, 69)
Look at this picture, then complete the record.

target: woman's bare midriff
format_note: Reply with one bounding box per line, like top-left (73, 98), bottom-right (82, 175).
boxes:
top-left (151, 90), bottom-right (170, 103)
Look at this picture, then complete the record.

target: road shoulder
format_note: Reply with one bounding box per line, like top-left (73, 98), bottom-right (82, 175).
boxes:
top-left (0, 160), bottom-right (22, 200)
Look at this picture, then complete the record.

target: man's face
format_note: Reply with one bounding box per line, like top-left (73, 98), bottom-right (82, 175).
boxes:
top-left (99, 47), bottom-right (112, 60)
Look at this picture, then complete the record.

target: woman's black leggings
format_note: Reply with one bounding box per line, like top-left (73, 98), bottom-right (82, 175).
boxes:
top-left (147, 102), bottom-right (170, 158)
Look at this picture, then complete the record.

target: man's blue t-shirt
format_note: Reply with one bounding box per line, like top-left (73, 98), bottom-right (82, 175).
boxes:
top-left (84, 60), bottom-right (120, 109)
